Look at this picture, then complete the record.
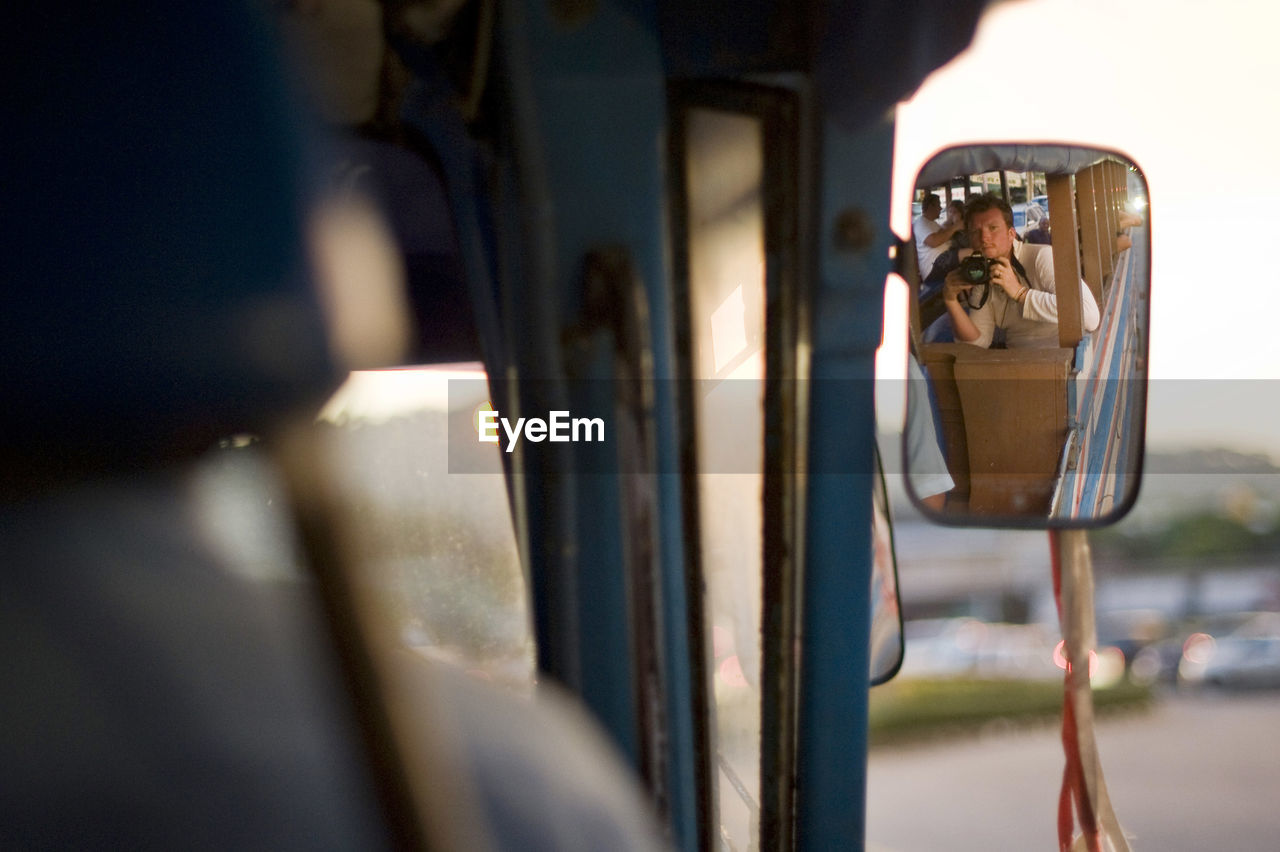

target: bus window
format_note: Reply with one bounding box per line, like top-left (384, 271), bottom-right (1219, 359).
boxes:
top-left (683, 105), bottom-right (767, 850)
top-left (315, 365), bottom-right (535, 687)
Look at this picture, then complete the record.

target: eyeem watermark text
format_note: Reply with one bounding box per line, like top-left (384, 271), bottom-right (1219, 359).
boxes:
top-left (479, 409), bottom-right (605, 453)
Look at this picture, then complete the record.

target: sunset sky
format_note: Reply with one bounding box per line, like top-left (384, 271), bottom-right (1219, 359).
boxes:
top-left (880, 0), bottom-right (1280, 457)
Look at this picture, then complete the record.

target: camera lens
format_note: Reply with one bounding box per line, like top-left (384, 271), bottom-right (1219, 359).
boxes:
top-left (958, 254), bottom-right (991, 285)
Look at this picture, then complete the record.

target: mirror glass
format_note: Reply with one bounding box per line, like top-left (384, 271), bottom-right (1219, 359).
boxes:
top-left (902, 144), bottom-right (1149, 525)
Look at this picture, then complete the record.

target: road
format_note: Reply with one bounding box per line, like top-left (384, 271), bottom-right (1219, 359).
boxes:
top-left (866, 691), bottom-right (1280, 851)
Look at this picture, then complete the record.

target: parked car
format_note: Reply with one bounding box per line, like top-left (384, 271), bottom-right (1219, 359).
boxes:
top-left (1179, 636), bottom-right (1280, 689)
top-left (900, 618), bottom-right (1062, 681)
top-left (1135, 611), bottom-right (1279, 688)
top-left (1011, 201), bottom-right (1046, 237)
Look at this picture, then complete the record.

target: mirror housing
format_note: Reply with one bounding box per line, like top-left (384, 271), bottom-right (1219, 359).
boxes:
top-left (902, 144), bottom-right (1149, 527)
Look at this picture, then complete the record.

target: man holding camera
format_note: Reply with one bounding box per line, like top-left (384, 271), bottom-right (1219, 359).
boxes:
top-left (942, 194), bottom-right (1099, 349)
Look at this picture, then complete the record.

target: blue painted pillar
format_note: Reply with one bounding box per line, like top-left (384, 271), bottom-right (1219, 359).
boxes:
top-left (796, 115), bottom-right (896, 850)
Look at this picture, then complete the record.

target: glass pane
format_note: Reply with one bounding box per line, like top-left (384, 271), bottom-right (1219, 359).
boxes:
top-left (685, 107), bottom-right (766, 850)
top-left (316, 364), bottom-right (535, 687)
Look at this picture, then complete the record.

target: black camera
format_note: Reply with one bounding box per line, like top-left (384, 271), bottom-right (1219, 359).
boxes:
top-left (957, 253), bottom-right (996, 286)
top-left (957, 254), bottom-right (996, 309)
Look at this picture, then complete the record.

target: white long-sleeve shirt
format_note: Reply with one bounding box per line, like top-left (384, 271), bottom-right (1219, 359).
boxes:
top-left (965, 241), bottom-right (1100, 349)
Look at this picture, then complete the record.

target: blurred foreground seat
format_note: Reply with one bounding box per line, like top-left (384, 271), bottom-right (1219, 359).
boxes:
top-left (0, 4), bottom-right (663, 849)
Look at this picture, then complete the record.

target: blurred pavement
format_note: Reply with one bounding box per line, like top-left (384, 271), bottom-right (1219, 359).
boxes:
top-left (867, 691), bottom-right (1280, 851)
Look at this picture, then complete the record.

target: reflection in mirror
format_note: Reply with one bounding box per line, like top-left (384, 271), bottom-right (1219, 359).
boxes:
top-left (870, 444), bottom-right (904, 685)
top-left (902, 145), bottom-right (1149, 525)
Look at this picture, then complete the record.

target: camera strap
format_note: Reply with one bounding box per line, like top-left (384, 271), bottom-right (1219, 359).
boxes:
top-left (995, 252), bottom-right (1032, 333)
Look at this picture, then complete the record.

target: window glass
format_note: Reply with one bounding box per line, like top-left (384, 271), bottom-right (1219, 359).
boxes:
top-left (685, 107), bottom-right (766, 849)
top-left (316, 364), bottom-right (534, 687)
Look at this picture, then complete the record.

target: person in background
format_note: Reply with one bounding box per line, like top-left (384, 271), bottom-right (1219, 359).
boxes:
top-left (1025, 215), bottom-right (1052, 244)
top-left (906, 354), bottom-right (954, 511)
top-left (947, 199), bottom-right (969, 248)
top-left (913, 193), bottom-right (963, 283)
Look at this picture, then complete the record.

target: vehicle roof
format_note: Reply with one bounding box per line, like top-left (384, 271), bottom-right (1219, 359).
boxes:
top-left (916, 144), bottom-right (1123, 188)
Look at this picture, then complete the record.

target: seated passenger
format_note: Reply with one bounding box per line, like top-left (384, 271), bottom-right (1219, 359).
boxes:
top-left (906, 354), bottom-right (954, 511)
top-left (1114, 210), bottom-right (1143, 252)
top-left (1118, 211), bottom-right (1144, 229)
top-left (942, 195), bottom-right (1100, 349)
top-left (1024, 215), bottom-right (1052, 244)
top-left (912, 194), bottom-right (963, 283)
top-left (924, 199), bottom-right (971, 283)
top-left (947, 199), bottom-right (969, 245)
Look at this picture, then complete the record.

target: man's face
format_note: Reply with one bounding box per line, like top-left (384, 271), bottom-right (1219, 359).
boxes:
top-left (968, 207), bottom-right (1015, 259)
top-left (922, 199), bottom-right (940, 221)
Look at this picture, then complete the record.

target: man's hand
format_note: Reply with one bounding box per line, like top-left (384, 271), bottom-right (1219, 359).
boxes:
top-left (942, 269), bottom-right (973, 305)
top-left (942, 268), bottom-right (982, 344)
top-left (988, 255), bottom-right (1022, 298)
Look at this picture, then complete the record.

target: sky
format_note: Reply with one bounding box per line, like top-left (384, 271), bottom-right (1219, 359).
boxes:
top-left (878, 0), bottom-right (1280, 458)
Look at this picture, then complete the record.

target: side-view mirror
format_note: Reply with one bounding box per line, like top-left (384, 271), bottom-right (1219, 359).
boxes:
top-left (901, 144), bottom-right (1149, 526)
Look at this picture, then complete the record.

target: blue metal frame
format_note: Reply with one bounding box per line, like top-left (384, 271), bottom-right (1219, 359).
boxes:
top-left (487, 2), bottom-right (973, 848)
top-left (494, 1), bottom-right (702, 847)
top-left (796, 115), bottom-right (897, 850)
